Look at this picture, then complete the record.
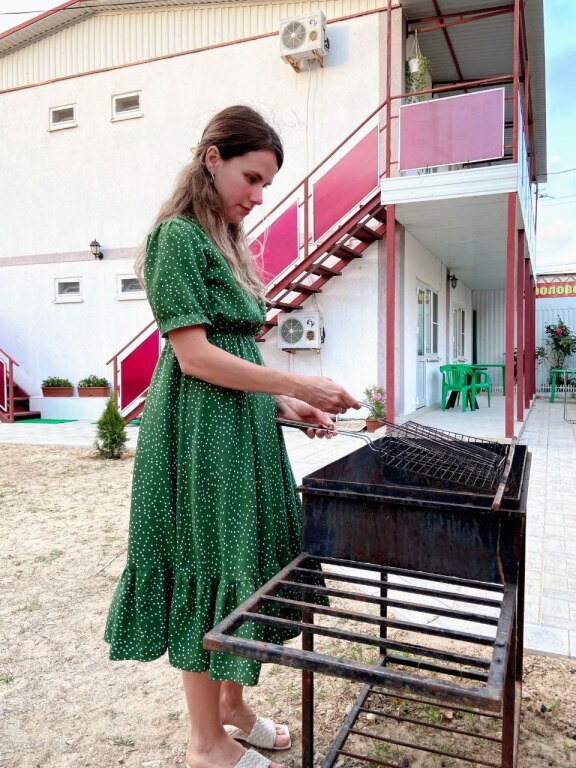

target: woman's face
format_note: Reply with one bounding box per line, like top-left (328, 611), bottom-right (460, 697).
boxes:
top-left (207, 148), bottom-right (279, 225)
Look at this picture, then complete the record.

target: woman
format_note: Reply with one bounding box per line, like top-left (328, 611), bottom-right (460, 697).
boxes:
top-left (105, 105), bottom-right (359, 768)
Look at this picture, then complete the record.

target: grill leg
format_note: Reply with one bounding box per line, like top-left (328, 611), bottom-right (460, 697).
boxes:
top-left (302, 607), bottom-right (314, 768)
top-left (501, 603), bottom-right (519, 768)
top-left (380, 569), bottom-right (388, 662)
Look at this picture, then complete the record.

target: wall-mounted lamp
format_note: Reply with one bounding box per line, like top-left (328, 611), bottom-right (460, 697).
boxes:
top-left (447, 271), bottom-right (458, 289)
top-left (90, 239), bottom-right (103, 260)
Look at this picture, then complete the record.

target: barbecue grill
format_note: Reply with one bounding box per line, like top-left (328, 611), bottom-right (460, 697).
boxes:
top-left (204, 431), bottom-right (529, 768)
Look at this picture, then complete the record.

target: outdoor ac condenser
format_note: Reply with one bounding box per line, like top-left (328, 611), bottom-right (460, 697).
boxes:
top-left (278, 311), bottom-right (323, 350)
top-left (279, 12), bottom-right (328, 70)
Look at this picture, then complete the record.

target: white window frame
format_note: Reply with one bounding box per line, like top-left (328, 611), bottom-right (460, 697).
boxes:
top-left (54, 277), bottom-right (83, 304)
top-left (111, 91), bottom-right (143, 122)
top-left (452, 306), bottom-right (466, 361)
top-left (49, 104), bottom-right (77, 131)
top-left (116, 274), bottom-right (145, 300)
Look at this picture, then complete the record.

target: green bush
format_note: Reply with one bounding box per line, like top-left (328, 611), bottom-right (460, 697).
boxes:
top-left (78, 375), bottom-right (110, 388)
top-left (95, 396), bottom-right (127, 459)
top-left (41, 376), bottom-right (73, 388)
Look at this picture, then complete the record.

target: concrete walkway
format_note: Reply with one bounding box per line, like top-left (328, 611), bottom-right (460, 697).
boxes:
top-left (0, 397), bottom-right (574, 657)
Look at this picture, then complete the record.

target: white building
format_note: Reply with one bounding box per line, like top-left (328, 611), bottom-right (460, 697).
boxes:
top-left (0, 0), bottom-right (547, 437)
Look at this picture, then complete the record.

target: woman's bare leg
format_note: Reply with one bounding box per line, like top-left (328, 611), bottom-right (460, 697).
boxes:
top-left (220, 680), bottom-right (290, 749)
top-left (183, 671), bottom-right (286, 768)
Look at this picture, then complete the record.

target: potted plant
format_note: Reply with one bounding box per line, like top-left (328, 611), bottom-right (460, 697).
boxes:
top-left (77, 375), bottom-right (111, 398)
top-left (363, 385), bottom-right (386, 432)
top-left (405, 34), bottom-right (431, 104)
top-left (41, 376), bottom-right (74, 397)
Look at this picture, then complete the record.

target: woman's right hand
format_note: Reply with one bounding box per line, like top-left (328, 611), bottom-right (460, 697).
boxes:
top-left (291, 375), bottom-right (361, 416)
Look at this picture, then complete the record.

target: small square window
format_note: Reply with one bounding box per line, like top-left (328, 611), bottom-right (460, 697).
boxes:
top-left (49, 104), bottom-right (77, 131)
top-left (55, 277), bottom-right (83, 303)
top-left (117, 274), bottom-right (145, 300)
top-left (112, 91), bottom-right (142, 122)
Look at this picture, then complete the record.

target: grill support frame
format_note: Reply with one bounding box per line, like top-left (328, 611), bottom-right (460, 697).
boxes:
top-left (204, 445), bottom-right (529, 768)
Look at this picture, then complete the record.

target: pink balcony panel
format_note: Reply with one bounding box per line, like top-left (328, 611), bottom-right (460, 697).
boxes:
top-left (120, 329), bottom-right (160, 410)
top-left (0, 359), bottom-right (6, 411)
top-left (399, 88), bottom-right (505, 171)
top-left (250, 202), bottom-right (299, 284)
top-left (313, 127), bottom-right (379, 242)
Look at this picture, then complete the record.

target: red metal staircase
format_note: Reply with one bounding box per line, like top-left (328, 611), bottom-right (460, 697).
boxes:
top-left (0, 347), bottom-right (41, 423)
top-left (258, 190), bottom-right (385, 338)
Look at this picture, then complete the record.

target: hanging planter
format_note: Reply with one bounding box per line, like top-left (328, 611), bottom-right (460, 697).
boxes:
top-left (405, 32), bottom-right (432, 103)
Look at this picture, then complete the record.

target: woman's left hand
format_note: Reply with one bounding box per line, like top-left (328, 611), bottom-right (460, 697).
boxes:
top-left (276, 396), bottom-right (336, 439)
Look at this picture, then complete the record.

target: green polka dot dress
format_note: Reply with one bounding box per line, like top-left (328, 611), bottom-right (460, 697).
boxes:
top-left (104, 216), bottom-right (303, 685)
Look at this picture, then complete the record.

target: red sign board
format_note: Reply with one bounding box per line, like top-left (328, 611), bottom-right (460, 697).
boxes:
top-left (536, 282), bottom-right (576, 298)
top-left (399, 89), bottom-right (505, 171)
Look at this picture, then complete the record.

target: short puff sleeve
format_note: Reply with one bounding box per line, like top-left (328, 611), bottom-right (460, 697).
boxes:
top-left (144, 218), bottom-right (212, 337)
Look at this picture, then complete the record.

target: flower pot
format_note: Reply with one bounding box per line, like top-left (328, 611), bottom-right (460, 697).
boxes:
top-left (78, 386), bottom-right (110, 398)
top-left (42, 387), bottom-right (74, 397)
top-left (408, 57), bottom-right (422, 74)
top-left (365, 419), bottom-right (382, 433)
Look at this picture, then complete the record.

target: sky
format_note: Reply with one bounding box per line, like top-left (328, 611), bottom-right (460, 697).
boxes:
top-left (0, 0), bottom-right (575, 273)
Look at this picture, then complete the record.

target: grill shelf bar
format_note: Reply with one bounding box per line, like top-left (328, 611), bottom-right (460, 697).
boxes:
top-left (277, 578), bottom-right (501, 626)
top-left (262, 597), bottom-right (490, 668)
top-left (205, 554), bottom-right (515, 709)
top-left (293, 566), bottom-right (505, 608)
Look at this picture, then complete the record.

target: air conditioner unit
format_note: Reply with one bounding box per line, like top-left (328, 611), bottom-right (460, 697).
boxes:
top-left (279, 12), bottom-right (328, 71)
top-left (278, 311), bottom-right (323, 350)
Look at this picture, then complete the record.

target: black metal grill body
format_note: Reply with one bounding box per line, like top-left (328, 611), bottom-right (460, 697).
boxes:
top-left (204, 440), bottom-right (530, 768)
top-left (300, 441), bottom-right (527, 584)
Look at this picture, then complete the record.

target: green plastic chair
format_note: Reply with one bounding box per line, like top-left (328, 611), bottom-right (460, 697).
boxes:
top-left (471, 368), bottom-right (492, 407)
top-left (440, 365), bottom-right (473, 412)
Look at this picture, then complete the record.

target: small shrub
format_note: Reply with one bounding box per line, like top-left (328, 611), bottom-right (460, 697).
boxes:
top-left (95, 397), bottom-right (127, 459)
top-left (78, 375), bottom-right (110, 388)
top-left (41, 376), bottom-right (73, 388)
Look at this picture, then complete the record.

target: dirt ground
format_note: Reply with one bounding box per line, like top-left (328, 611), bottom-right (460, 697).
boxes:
top-left (0, 444), bottom-right (575, 768)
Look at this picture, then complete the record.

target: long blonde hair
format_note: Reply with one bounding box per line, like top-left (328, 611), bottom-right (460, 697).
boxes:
top-left (135, 105), bottom-right (283, 301)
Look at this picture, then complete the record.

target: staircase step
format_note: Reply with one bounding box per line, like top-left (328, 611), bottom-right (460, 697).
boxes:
top-left (310, 265), bottom-right (342, 277)
top-left (353, 224), bottom-right (384, 242)
top-left (287, 283), bottom-right (322, 295)
top-left (370, 208), bottom-right (387, 224)
top-left (14, 395), bottom-right (31, 402)
top-left (13, 411), bottom-right (41, 420)
top-left (331, 244), bottom-right (363, 260)
top-left (269, 301), bottom-right (298, 310)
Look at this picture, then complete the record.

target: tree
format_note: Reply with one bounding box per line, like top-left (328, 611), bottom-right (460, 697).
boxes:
top-left (95, 396), bottom-right (128, 459)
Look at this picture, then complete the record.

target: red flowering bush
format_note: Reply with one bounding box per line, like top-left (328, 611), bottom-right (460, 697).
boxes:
top-left (536, 316), bottom-right (576, 385)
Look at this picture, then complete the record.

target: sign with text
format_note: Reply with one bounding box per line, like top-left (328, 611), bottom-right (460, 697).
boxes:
top-left (536, 282), bottom-right (576, 298)
top-left (399, 89), bottom-right (505, 171)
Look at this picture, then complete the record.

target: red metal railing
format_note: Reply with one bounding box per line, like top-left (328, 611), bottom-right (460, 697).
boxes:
top-left (0, 345), bottom-right (19, 424)
top-left (106, 321), bottom-right (161, 418)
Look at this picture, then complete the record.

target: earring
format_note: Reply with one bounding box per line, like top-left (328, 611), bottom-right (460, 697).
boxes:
top-left (208, 169), bottom-right (215, 183)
